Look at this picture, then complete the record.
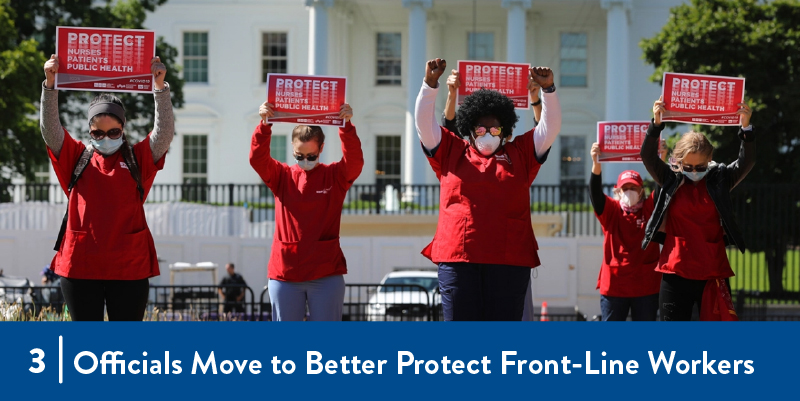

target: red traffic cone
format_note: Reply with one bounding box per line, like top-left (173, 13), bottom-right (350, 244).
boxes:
top-left (540, 301), bottom-right (549, 322)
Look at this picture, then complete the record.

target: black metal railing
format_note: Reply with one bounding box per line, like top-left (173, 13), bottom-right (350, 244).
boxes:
top-left (148, 285), bottom-right (265, 321)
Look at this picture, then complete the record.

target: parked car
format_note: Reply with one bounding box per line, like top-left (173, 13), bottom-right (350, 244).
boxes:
top-left (367, 270), bottom-right (440, 321)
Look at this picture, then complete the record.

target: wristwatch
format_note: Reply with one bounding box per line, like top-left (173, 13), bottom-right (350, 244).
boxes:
top-left (542, 84), bottom-right (556, 93)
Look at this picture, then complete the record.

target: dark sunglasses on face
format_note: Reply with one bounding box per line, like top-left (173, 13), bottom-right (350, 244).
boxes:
top-left (293, 153), bottom-right (319, 162)
top-left (680, 163), bottom-right (708, 173)
top-left (89, 128), bottom-right (123, 140)
top-left (473, 125), bottom-right (503, 137)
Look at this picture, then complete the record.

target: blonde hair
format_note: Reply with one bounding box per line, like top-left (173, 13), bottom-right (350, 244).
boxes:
top-left (672, 131), bottom-right (714, 163)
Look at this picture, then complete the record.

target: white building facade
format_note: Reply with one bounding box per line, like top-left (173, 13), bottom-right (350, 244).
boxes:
top-left (143, 0), bottom-right (687, 188)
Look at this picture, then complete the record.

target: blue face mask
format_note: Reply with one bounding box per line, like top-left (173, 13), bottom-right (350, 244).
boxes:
top-left (682, 170), bottom-right (708, 182)
top-left (90, 136), bottom-right (123, 155)
top-left (297, 159), bottom-right (319, 171)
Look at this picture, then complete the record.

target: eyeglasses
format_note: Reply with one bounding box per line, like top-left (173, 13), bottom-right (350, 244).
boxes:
top-left (293, 153), bottom-right (319, 162)
top-left (89, 128), bottom-right (123, 140)
top-left (680, 164), bottom-right (708, 173)
top-left (473, 125), bottom-right (503, 137)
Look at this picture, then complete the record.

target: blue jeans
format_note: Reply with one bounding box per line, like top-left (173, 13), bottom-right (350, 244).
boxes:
top-left (600, 293), bottom-right (659, 321)
top-left (438, 262), bottom-right (531, 321)
top-left (268, 274), bottom-right (345, 321)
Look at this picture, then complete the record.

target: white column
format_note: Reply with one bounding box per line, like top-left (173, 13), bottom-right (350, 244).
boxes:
top-left (403, 0), bottom-right (431, 185)
top-left (503, 0), bottom-right (532, 138)
top-left (306, 0), bottom-right (333, 75)
top-left (602, 0), bottom-right (632, 182)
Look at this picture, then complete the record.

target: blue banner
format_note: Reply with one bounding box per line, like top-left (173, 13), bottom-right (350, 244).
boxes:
top-left (0, 322), bottom-right (795, 399)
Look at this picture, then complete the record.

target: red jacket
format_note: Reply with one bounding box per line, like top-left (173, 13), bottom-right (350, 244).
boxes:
top-left (595, 194), bottom-right (662, 297)
top-left (48, 128), bottom-right (163, 280)
top-left (249, 121), bottom-right (364, 282)
top-left (421, 127), bottom-right (545, 268)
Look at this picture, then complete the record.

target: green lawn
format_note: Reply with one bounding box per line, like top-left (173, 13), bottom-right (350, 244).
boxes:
top-left (727, 249), bottom-right (800, 292)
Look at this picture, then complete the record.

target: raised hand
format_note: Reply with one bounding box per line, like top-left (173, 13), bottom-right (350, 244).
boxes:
top-left (151, 57), bottom-right (167, 90)
top-left (44, 55), bottom-right (59, 89)
top-left (339, 103), bottom-right (353, 123)
top-left (259, 101), bottom-right (275, 124)
top-left (653, 96), bottom-right (666, 125)
top-left (736, 102), bottom-right (752, 128)
top-left (591, 142), bottom-right (602, 174)
top-left (529, 67), bottom-right (554, 89)
top-left (424, 58), bottom-right (447, 88)
top-left (591, 142), bottom-right (601, 164)
top-left (446, 69), bottom-right (460, 96)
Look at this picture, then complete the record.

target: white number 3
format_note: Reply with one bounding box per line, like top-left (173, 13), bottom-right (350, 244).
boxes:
top-left (29, 348), bottom-right (45, 373)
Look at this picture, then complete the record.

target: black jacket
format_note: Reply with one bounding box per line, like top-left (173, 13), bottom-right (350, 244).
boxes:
top-left (640, 120), bottom-right (756, 253)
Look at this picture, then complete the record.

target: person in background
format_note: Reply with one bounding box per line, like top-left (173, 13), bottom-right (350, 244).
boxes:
top-left (415, 58), bottom-right (561, 321)
top-left (250, 102), bottom-right (363, 321)
top-left (642, 96), bottom-right (754, 321)
top-left (40, 55), bottom-right (173, 321)
top-left (440, 68), bottom-right (544, 321)
top-left (589, 141), bottom-right (667, 321)
top-left (218, 263), bottom-right (247, 314)
top-left (35, 265), bottom-right (64, 316)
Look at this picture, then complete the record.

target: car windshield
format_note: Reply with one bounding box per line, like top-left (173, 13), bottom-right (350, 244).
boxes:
top-left (379, 277), bottom-right (438, 292)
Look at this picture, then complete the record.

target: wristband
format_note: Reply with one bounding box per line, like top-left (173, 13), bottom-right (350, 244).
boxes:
top-left (530, 99), bottom-right (542, 107)
top-left (542, 84), bottom-right (556, 93)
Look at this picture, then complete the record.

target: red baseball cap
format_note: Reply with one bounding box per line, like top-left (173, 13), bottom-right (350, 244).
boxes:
top-left (616, 170), bottom-right (643, 188)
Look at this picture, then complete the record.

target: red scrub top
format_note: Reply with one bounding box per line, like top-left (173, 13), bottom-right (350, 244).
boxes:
top-left (656, 180), bottom-right (734, 280)
top-left (421, 127), bottom-right (545, 268)
top-left (48, 128), bottom-right (164, 280)
top-left (249, 122), bottom-right (364, 282)
top-left (595, 194), bottom-right (662, 297)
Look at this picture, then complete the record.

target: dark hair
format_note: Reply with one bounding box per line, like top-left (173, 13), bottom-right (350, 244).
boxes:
top-left (455, 89), bottom-right (519, 139)
top-left (88, 93), bottom-right (126, 127)
top-left (291, 125), bottom-right (325, 145)
top-left (226, 263), bottom-right (235, 269)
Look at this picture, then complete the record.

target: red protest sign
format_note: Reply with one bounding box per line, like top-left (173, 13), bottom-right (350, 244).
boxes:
top-left (55, 27), bottom-right (156, 93)
top-left (597, 121), bottom-right (656, 163)
top-left (661, 72), bottom-right (745, 126)
top-left (457, 60), bottom-right (530, 109)
top-left (266, 74), bottom-right (347, 127)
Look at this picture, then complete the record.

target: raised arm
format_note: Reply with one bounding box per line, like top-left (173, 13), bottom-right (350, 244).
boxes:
top-left (528, 81), bottom-right (543, 125)
top-left (530, 67), bottom-right (561, 159)
top-left (415, 58), bottom-right (448, 151)
top-left (444, 69), bottom-right (459, 122)
top-left (641, 97), bottom-right (672, 186)
top-left (249, 102), bottom-right (284, 190)
top-left (337, 103), bottom-right (364, 185)
top-left (589, 142), bottom-right (606, 214)
top-left (149, 57), bottom-right (175, 163)
top-left (41, 55), bottom-right (65, 158)
top-left (726, 102), bottom-right (756, 189)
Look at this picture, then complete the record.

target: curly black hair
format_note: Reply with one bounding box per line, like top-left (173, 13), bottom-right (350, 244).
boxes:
top-left (455, 89), bottom-right (519, 139)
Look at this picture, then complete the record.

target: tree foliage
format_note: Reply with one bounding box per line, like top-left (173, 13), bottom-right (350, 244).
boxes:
top-left (641, 0), bottom-right (800, 184)
top-left (1, 0), bottom-right (183, 181)
top-left (0, 0), bottom-right (47, 182)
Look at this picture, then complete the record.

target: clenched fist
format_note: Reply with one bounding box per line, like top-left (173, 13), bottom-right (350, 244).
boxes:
top-left (529, 67), bottom-right (554, 89)
top-left (424, 58), bottom-right (447, 88)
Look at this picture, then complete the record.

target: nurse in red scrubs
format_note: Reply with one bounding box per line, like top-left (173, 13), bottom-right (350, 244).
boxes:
top-left (414, 58), bottom-right (562, 321)
top-left (40, 55), bottom-right (174, 321)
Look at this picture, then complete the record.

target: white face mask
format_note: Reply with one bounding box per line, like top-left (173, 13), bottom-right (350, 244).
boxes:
top-left (620, 190), bottom-right (641, 207)
top-left (298, 159), bottom-right (319, 171)
top-left (90, 137), bottom-right (123, 155)
top-left (473, 134), bottom-right (502, 156)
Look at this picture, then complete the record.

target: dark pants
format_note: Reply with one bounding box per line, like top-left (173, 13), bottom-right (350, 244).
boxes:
top-left (659, 273), bottom-right (707, 321)
top-left (223, 301), bottom-right (245, 314)
top-left (60, 278), bottom-right (149, 321)
top-left (600, 293), bottom-right (659, 321)
top-left (438, 262), bottom-right (531, 321)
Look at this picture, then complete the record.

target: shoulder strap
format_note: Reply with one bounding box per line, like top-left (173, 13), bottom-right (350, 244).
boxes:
top-left (121, 143), bottom-right (144, 201)
top-left (54, 146), bottom-right (94, 251)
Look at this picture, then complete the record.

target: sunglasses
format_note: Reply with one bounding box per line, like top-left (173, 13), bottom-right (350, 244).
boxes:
top-left (89, 128), bottom-right (123, 140)
top-left (293, 153), bottom-right (319, 162)
top-left (473, 125), bottom-right (503, 137)
top-left (681, 164), bottom-right (709, 173)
